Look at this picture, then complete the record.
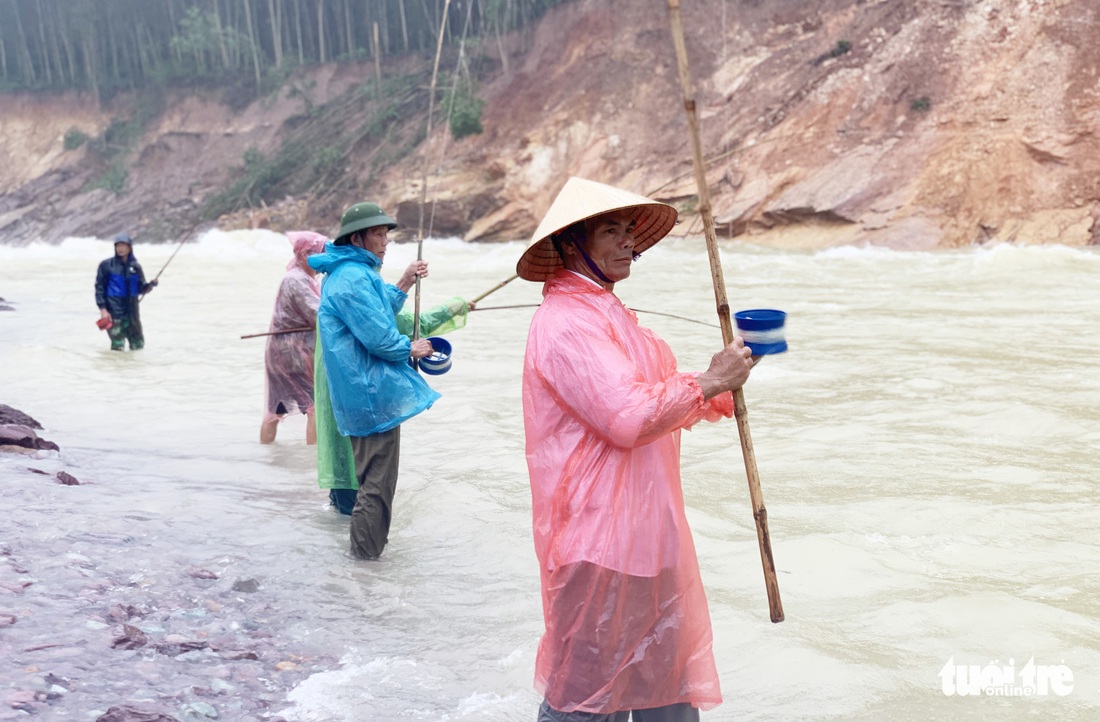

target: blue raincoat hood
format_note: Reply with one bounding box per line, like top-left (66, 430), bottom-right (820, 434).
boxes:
top-left (308, 241), bottom-right (379, 274)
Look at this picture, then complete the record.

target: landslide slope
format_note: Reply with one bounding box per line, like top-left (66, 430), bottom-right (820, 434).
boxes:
top-left (1, 0), bottom-right (1097, 248)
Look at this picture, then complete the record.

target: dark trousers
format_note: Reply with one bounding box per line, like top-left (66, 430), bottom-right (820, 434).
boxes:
top-left (329, 488), bottom-right (357, 515)
top-left (537, 700), bottom-right (699, 722)
top-left (107, 315), bottom-right (144, 350)
top-left (349, 426), bottom-right (401, 559)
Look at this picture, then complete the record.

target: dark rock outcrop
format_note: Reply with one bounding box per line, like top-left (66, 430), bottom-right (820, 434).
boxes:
top-left (0, 404), bottom-right (41, 429)
top-left (0, 424), bottom-right (59, 452)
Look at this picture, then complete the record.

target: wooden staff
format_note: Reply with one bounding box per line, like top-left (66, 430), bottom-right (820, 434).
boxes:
top-left (240, 326), bottom-right (313, 340)
top-left (666, 0), bottom-right (784, 623)
top-left (471, 273), bottom-right (518, 304)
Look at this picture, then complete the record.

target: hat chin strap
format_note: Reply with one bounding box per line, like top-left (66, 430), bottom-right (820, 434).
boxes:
top-left (574, 241), bottom-right (614, 284)
top-left (573, 243), bottom-right (643, 285)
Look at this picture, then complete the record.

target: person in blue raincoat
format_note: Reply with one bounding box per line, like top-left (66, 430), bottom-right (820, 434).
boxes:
top-left (316, 297), bottom-right (474, 516)
top-left (308, 202), bottom-right (438, 559)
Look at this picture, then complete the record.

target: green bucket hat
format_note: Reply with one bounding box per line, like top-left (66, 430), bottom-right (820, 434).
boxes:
top-left (336, 202), bottom-right (397, 241)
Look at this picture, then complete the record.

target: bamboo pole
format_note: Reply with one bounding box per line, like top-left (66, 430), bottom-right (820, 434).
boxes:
top-left (413, 0), bottom-right (452, 353)
top-left (470, 273), bottom-right (518, 304)
top-left (240, 326), bottom-right (313, 340)
top-left (666, 0), bottom-right (784, 623)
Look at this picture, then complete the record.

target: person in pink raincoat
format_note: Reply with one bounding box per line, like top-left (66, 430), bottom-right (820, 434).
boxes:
top-left (260, 231), bottom-right (328, 444)
top-left (518, 178), bottom-right (755, 722)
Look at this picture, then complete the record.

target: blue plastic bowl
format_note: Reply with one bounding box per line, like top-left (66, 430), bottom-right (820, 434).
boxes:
top-left (419, 336), bottom-right (453, 375)
top-left (733, 309), bottom-right (788, 355)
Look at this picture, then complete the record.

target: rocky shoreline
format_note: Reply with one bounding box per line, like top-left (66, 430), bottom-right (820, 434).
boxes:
top-left (0, 403), bottom-right (331, 721)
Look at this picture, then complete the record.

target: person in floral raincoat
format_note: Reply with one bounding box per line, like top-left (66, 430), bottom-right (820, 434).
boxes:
top-left (260, 231), bottom-right (327, 444)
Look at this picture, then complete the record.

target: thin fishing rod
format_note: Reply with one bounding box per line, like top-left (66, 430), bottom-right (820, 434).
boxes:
top-left (472, 303), bottom-right (719, 328)
top-left (667, 0), bottom-right (784, 623)
top-left (138, 228), bottom-right (194, 301)
top-left (151, 237), bottom-right (187, 283)
top-left (630, 308), bottom-right (719, 328)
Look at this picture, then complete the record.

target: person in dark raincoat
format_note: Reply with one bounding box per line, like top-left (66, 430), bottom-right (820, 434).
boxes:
top-left (95, 232), bottom-right (157, 351)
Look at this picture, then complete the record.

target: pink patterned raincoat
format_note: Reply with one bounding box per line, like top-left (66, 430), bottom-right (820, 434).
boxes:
top-left (523, 270), bottom-right (734, 714)
top-left (263, 232), bottom-right (327, 422)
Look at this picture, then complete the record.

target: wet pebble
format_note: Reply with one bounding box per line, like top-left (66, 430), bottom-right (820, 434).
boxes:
top-left (55, 471), bottom-right (82, 485)
top-left (95, 705), bottom-right (180, 722)
top-left (221, 650), bottom-right (259, 661)
top-left (105, 603), bottom-right (145, 623)
top-left (176, 648), bottom-right (219, 663)
top-left (179, 701), bottom-right (218, 719)
top-left (112, 624), bottom-right (148, 650)
top-left (230, 579), bottom-right (260, 593)
top-left (186, 567), bottom-right (218, 580)
top-left (3, 689), bottom-right (36, 709)
top-left (154, 640), bottom-right (209, 657)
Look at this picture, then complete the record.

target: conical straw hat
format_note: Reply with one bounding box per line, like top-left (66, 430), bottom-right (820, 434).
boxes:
top-left (516, 177), bottom-right (678, 282)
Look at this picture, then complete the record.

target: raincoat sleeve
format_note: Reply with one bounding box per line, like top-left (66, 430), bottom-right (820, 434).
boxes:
top-left (94, 260), bottom-right (109, 308)
top-left (395, 297), bottom-right (469, 338)
top-left (532, 311), bottom-right (717, 449)
top-left (697, 382), bottom-right (735, 421)
top-left (327, 281), bottom-right (411, 363)
top-left (136, 261), bottom-right (153, 293)
top-left (385, 285), bottom-right (407, 315)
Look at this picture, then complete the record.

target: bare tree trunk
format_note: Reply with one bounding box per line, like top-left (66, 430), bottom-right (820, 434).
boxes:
top-left (372, 21), bottom-right (382, 97)
top-left (212, 0), bottom-right (230, 72)
top-left (398, 0), bottom-right (409, 53)
top-left (317, 0), bottom-right (326, 63)
top-left (11, 0), bottom-right (35, 85)
top-left (243, 0), bottom-right (263, 87)
top-left (267, 0), bottom-right (284, 68)
top-left (167, 0), bottom-right (183, 68)
top-left (293, 0), bottom-right (304, 64)
top-left (33, 0), bottom-right (53, 85)
top-left (481, 0), bottom-right (509, 75)
top-left (55, 1), bottom-right (78, 86)
top-left (379, 0), bottom-right (388, 54)
top-left (343, 0), bottom-right (353, 59)
top-left (49, 11), bottom-right (68, 85)
top-left (83, 35), bottom-right (100, 104)
top-left (136, 21), bottom-right (155, 80)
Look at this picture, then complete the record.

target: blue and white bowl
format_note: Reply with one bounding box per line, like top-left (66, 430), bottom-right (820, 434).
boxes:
top-left (419, 336), bottom-right (453, 375)
top-left (733, 309), bottom-right (788, 355)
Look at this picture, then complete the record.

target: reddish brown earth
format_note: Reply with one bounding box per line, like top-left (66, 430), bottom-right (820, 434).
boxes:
top-left (1, 0), bottom-right (1098, 249)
